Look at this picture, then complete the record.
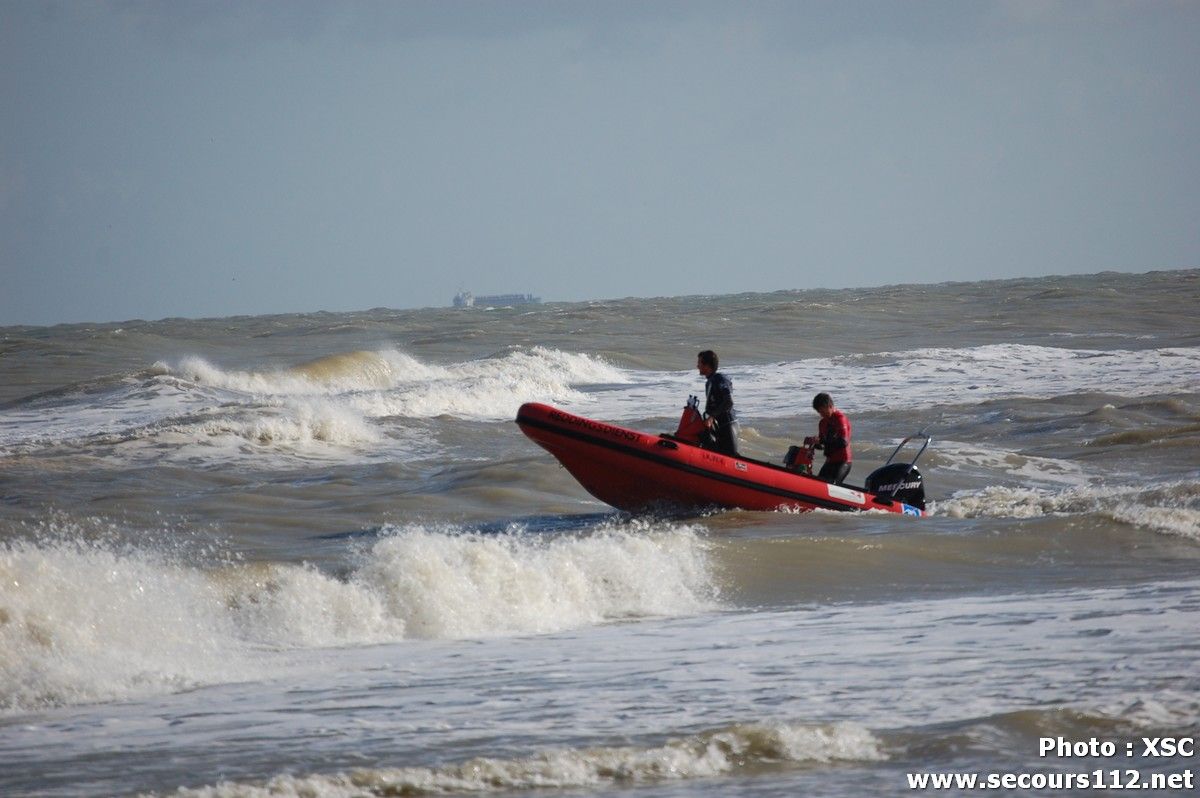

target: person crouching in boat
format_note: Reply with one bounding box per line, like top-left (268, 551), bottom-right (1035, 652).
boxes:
top-left (805, 392), bottom-right (851, 484)
top-left (696, 349), bottom-right (739, 456)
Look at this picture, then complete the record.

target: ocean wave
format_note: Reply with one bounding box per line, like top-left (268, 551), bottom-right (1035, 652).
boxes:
top-left (0, 528), bottom-right (248, 714)
top-left (147, 695), bottom-right (1200, 797)
top-left (1094, 690), bottom-right (1200, 731)
top-left (7, 344), bottom-right (1197, 462)
top-left (187, 399), bottom-right (383, 447)
top-left (366, 522), bottom-right (715, 638)
top-left (889, 700), bottom-right (1200, 764)
top-left (170, 350), bottom-right (441, 395)
top-left (160, 720), bottom-right (883, 797)
top-left (0, 520), bottom-right (715, 713)
top-left (163, 346), bottom-right (629, 427)
top-left (165, 347), bottom-right (625, 410)
top-left (574, 343), bottom-right (1200, 422)
top-left (933, 480), bottom-right (1200, 540)
top-left (928, 441), bottom-right (1090, 486)
top-left (0, 347), bottom-right (629, 463)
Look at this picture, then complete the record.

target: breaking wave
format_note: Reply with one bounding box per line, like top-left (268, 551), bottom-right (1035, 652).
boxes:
top-left (148, 697), bottom-right (1200, 797)
top-left (163, 721), bottom-right (883, 797)
top-left (573, 343), bottom-right (1200, 421)
top-left (928, 441), bottom-right (1091, 486)
top-left (739, 344), bottom-right (1200, 418)
top-left (166, 347), bottom-right (627, 417)
top-left (0, 520), bottom-right (715, 713)
top-left (934, 480), bottom-right (1200, 540)
top-left (0, 347), bottom-right (629, 463)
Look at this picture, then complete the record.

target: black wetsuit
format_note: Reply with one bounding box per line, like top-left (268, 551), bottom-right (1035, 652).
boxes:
top-left (704, 371), bottom-right (739, 456)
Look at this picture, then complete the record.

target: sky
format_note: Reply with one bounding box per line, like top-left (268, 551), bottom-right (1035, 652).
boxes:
top-left (1, 1), bottom-right (1198, 326)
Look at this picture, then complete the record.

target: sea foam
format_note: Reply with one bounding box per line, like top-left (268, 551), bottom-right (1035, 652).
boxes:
top-left (583, 344), bottom-right (1200, 421)
top-left (0, 521), bottom-right (715, 713)
top-left (0, 531), bottom-right (246, 713)
top-left (7, 344), bottom-right (1196, 466)
top-left (934, 480), bottom-right (1200, 540)
top-left (357, 522), bottom-right (716, 639)
top-left (0, 347), bottom-right (630, 465)
top-left (162, 720), bottom-right (883, 797)
top-left (168, 347), bottom-right (626, 418)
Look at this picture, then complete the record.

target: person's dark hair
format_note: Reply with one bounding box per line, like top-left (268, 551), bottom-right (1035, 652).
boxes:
top-left (812, 392), bottom-right (833, 410)
top-left (698, 350), bottom-right (718, 370)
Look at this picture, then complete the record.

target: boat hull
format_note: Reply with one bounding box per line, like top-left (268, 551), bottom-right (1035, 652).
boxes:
top-left (515, 403), bottom-right (924, 516)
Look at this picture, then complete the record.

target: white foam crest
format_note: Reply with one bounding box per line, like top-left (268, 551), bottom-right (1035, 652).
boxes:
top-left (1095, 690), bottom-right (1200, 730)
top-left (356, 522), bottom-right (717, 639)
top-left (1105, 504), bottom-right (1200, 541)
top-left (39, 398), bottom-right (387, 468)
top-left (219, 522), bottom-right (716, 646)
top-left (347, 347), bottom-right (628, 421)
top-left (169, 351), bottom-right (426, 396)
top-left (188, 399), bottom-right (382, 448)
top-left (217, 563), bottom-right (405, 648)
top-left (166, 347), bottom-right (624, 406)
top-left (157, 347), bottom-right (628, 431)
top-left (351, 372), bottom-right (587, 421)
top-left (501, 346), bottom-right (628, 384)
top-left (5, 347), bottom-right (623, 463)
top-left (0, 521), bottom-right (716, 712)
top-left (931, 441), bottom-right (1090, 487)
top-left (767, 344), bottom-right (1200, 414)
top-left (934, 481), bottom-right (1200, 540)
top-left (165, 721), bottom-right (883, 797)
top-left (0, 532), bottom-right (248, 713)
top-left (579, 344), bottom-right (1200, 421)
top-left (0, 375), bottom-right (212, 452)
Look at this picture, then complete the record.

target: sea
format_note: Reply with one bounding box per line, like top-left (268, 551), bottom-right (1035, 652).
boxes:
top-left (1, 269), bottom-right (1198, 797)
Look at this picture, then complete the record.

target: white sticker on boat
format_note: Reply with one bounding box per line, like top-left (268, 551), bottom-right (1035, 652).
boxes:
top-left (734, 462), bottom-right (748, 471)
top-left (828, 485), bottom-right (865, 504)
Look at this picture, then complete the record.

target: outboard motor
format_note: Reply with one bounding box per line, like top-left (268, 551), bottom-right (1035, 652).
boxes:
top-left (865, 431), bottom-right (932, 511)
top-left (865, 463), bottom-right (925, 511)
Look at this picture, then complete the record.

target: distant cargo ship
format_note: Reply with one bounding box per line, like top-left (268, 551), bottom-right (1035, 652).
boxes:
top-left (452, 292), bottom-right (542, 308)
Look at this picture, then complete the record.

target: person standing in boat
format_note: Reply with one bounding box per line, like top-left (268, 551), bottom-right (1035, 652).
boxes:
top-left (805, 392), bottom-right (852, 484)
top-left (696, 350), bottom-right (739, 456)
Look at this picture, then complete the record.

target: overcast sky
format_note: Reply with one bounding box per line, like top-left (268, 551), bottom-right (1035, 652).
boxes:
top-left (2, 1), bottom-right (1197, 325)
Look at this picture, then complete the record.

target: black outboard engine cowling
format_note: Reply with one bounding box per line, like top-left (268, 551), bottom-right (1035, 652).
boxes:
top-left (865, 463), bottom-right (925, 511)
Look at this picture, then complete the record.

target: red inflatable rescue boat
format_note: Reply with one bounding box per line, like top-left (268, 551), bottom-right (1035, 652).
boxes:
top-left (516, 401), bottom-right (930, 516)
